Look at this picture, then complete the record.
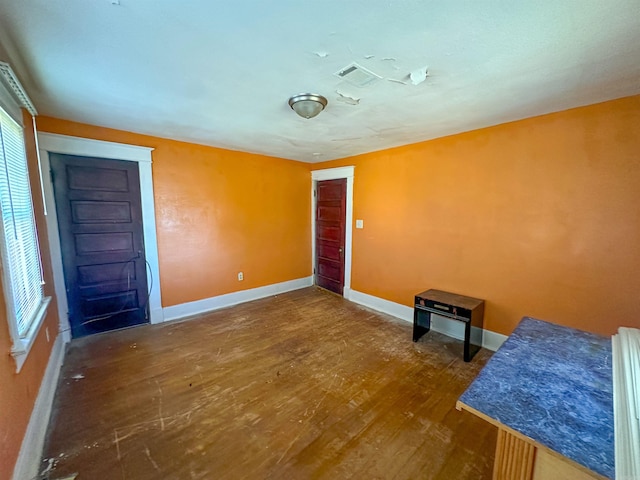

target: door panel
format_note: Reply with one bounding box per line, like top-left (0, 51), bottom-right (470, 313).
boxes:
top-left (317, 243), bottom-right (340, 262)
top-left (68, 166), bottom-right (130, 191)
top-left (315, 178), bottom-right (346, 295)
top-left (318, 225), bottom-right (341, 242)
top-left (317, 205), bottom-right (342, 222)
top-left (75, 232), bottom-right (134, 254)
top-left (50, 153), bottom-right (149, 338)
top-left (72, 201), bottom-right (132, 223)
top-left (77, 262), bottom-right (135, 285)
top-left (318, 262), bottom-right (341, 280)
top-left (82, 290), bottom-right (138, 318)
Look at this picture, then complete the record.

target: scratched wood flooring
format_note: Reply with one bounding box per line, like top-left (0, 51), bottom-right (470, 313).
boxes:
top-left (40, 287), bottom-right (496, 480)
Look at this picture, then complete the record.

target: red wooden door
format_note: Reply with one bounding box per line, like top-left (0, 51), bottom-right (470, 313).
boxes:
top-left (50, 153), bottom-right (149, 338)
top-left (315, 179), bottom-right (346, 294)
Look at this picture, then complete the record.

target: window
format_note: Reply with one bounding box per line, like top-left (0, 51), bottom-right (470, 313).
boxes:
top-left (0, 104), bottom-right (49, 371)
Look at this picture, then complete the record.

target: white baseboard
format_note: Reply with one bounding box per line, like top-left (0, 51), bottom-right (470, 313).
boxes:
top-left (348, 289), bottom-right (413, 322)
top-left (12, 333), bottom-right (65, 480)
top-left (343, 286), bottom-right (352, 300)
top-left (149, 306), bottom-right (165, 325)
top-left (348, 289), bottom-right (507, 351)
top-left (163, 276), bottom-right (314, 322)
top-left (482, 329), bottom-right (509, 351)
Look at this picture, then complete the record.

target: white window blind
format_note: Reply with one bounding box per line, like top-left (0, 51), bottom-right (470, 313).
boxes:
top-left (0, 105), bottom-right (44, 337)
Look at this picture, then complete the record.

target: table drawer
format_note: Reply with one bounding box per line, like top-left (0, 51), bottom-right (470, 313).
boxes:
top-left (415, 297), bottom-right (471, 320)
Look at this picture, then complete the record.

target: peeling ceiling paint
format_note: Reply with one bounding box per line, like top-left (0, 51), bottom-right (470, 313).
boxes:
top-left (0, 0), bottom-right (638, 163)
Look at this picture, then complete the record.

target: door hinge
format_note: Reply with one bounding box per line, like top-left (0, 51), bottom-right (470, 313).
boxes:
top-left (313, 189), bottom-right (316, 197)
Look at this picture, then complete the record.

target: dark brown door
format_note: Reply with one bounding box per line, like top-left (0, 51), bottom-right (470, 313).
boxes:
top-left (50, 153), bottom-right (149, 338)
top-left (315, 178), bottom-right (346, 294)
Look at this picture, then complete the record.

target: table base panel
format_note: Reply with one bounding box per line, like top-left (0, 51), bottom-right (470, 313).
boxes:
top-left (494, 428), bottom-right (536, 480)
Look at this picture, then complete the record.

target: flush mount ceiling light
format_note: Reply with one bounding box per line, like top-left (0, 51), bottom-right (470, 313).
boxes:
top-left (288, 93), bottom-right (327, 119)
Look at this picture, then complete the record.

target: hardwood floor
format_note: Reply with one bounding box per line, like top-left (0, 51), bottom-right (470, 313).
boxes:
top-left (40, 287), bottom-right (497, 479)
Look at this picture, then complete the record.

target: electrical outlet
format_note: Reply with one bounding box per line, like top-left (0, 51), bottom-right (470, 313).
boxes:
top-left (356, 219), bottom-right (364, 229)
top-left (238, 272), bottom-right (244, 281)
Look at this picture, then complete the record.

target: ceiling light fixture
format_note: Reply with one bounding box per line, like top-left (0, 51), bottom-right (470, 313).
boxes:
top-left (288, 93), bottom-right (327, 119)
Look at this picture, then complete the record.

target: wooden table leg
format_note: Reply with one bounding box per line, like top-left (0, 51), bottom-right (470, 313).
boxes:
top-left (464, 320), bottom-right (471, 362)
top-left (412, 308), bottom-right (430, 342)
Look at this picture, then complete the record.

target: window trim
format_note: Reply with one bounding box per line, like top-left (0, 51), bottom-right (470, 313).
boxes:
top-left (8, 296), bottom-right (51, 369)
top-left (0, 99), bottom-right (51, 372)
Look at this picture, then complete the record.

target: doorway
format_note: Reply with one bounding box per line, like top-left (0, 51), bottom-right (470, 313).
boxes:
top-left (311, 166), bottom-right (354, 297)
top-left (37, 133), bottom-right (164, 342)
top-left (49, 153), bottom-right (149, 337)
top-left (315, 178), bottom-right (346, 294)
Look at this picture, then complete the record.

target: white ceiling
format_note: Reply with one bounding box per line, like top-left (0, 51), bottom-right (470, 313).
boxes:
top-left (0, 1), bottom-right (639, 163)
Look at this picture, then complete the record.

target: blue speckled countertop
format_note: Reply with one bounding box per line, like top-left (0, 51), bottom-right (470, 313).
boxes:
top-left (459, 317), bottom-right (613, 479)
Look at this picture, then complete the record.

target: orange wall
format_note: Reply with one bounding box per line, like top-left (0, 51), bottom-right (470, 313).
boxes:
top-left (2, 112), bottom-right (311, 479)
top-left (316, 95), bottom-right (640, 337)
top-left (1, 91), bottom-right (636, 480)
top-left (0, 111), bottom-right (60, 480)
top-left (35, 117), bottom-right (312, 307)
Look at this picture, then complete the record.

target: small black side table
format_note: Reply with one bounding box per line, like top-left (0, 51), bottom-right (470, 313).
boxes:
top-left (413, 289), bottom-right (485, 362)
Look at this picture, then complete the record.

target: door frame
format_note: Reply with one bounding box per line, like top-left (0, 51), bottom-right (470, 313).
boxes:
top-left (311, 166), bottom-right (354, 298)
top-left (37, 133), bottom-right (164, 342)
